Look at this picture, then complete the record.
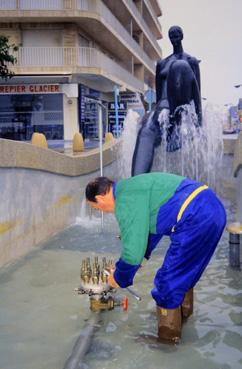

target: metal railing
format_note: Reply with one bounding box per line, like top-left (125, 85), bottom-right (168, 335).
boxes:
top-left (13, 47), bottom-right (144, 91)
top-left (0, 0), bottom-right (156, 74)
top-left (19, 0), bottom-right (64, 10)
top-left (16, 47), bottom-right (65, 66)
top-left (0, 0), bottom-right (64, 9)
top-left (0, 0), bottom-right (16, 9)
top-left (123, 0), bottom-right (161, 56)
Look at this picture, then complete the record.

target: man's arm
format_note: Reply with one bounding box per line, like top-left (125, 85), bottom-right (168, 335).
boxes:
top-left (113, 191), bottom-right (150, 288)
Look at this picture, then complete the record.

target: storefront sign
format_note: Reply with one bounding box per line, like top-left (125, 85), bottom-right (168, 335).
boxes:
top-left (0, 84), bottom-right (61, 94)
top-left (108, 102), bottom-right (126, 110)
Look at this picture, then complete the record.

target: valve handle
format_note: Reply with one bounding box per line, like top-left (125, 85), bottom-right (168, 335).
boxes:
top-left (123, 295), bottom-right (128, 311)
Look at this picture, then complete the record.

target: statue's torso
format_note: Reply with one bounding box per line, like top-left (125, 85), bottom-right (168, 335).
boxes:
top-left (157, 53), bottom-right (199, 106)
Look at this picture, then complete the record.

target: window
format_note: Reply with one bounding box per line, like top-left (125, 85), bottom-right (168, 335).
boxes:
top-left (0, 93), bottom-right (64, 141)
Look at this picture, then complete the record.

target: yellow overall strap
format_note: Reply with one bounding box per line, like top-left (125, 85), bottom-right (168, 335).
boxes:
top-left (172, 185), bottom-right (208, 232)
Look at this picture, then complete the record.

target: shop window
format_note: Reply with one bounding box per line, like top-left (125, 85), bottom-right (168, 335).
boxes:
top-left (0, 93), bottom-right (63, 141)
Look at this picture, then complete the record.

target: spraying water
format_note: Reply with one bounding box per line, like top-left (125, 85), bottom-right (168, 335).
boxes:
top-left (75, 198), bottom-right (100, 229)
top-left (117, 109), bottom-right (141, 179)
top-left (76, 197), bottom-right (118, 233)
top-left (117, 102), bottom-right (224, 190)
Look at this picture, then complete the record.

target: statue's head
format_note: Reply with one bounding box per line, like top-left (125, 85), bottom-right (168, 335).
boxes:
top-left (168, 26), bottom-right (183, 46)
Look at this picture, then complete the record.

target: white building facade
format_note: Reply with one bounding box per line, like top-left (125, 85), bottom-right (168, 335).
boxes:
top-left (0, 0), bottom-right (162, 141)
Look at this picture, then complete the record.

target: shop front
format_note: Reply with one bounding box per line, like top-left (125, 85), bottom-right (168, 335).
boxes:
top-left (0, 84), bottom-right (64, 141)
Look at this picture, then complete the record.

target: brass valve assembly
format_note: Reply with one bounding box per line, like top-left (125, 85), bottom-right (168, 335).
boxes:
top-left (76, 257), bottom-right (128, 312)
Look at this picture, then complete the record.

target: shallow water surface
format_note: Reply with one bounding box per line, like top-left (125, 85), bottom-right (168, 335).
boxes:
top-left (0, 201), bottom-right (241, 369)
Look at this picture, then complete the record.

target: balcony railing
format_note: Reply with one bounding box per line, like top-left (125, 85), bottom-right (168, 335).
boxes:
top-left (123, 0), bottom-right (162, 56)
top-left (16, 47), bottom-right (65, 66)
top-left (0, 0), bottom-right (16, 9)
top-left (13, 47), bottom-right (144, 91)
top-left (20, 0), bottom-right (64, 10)
top-left (0, 0), bottom-right (155, 75)
top-left (0, 0), bottom-right (64, 9)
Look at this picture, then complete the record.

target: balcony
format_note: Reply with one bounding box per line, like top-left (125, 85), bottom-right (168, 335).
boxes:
top-left (143, 0), bottom-right (162, 34)
top-left (149, 0), bottom-right (162, 17)
top-left (122, 0), bottom-right (162, 58)
top-left (11, 47), bottom-right (145, 92)
top-left (0, 0), bottom-right (156, 76)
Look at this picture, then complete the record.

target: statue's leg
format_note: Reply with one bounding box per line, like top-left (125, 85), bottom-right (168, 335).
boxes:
top-left (131, 111), bottom-right (161, 176)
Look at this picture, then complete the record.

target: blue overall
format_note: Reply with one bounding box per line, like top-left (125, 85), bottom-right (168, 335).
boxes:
top-left (147, 178), bottom-right (226, 308)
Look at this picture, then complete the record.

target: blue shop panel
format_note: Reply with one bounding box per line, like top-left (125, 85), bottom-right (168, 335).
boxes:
top-left (108, 102), bottom-right (127, 136)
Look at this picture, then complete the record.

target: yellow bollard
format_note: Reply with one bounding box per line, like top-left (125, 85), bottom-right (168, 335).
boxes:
top-left (31, 132), bottom-right (48, 149)
top-left (73, 132), bottom-right (84, 152)
top-left (105, 132), bottom-right (114, 143)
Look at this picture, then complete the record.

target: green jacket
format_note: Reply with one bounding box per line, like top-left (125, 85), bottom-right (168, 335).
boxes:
top-left (114, 172), bottom-right (184, 266)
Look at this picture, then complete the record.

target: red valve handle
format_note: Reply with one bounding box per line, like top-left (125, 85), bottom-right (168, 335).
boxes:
top-left (123, 295), bottom-right (128, 311)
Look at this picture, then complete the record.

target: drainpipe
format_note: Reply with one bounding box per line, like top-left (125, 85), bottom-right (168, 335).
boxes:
top-left (63, 312), bottom-right (100, 369)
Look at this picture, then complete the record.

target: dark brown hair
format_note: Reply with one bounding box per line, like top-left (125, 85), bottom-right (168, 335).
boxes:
top-left (85, 177), bottom-right (114, 202)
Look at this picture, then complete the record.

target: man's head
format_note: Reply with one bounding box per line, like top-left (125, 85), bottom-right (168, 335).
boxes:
top-left (85, 177), bottom-right (115, 213)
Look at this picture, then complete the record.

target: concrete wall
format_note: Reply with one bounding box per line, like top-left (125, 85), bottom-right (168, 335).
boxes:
top-left (22, 28), bottom-right (63, 46)
top-left (0, 138), bottom-right (120, 176)
top-left (0, 25), bottom-right (21, 45)
top-left (0, 138), bottom-right (120, 267)
top-left (0, 162), bottom-right (117, 268)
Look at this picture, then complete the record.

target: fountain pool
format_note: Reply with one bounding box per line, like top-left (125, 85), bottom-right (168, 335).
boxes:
top-left (0, 194), bottom-right (241, 369)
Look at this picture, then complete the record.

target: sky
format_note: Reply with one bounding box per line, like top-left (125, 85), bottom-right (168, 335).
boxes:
top-left (157, 0), bottom-right (242, 106)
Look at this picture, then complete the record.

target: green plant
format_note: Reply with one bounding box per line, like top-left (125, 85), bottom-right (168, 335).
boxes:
top-left (0, 35), bottom-right (18, 79)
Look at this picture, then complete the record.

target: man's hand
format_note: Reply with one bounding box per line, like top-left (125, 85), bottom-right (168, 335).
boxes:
top-left (107, 268), bottom-right (119, 289)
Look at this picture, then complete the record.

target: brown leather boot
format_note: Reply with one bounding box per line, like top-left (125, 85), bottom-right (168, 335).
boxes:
top-left (181, 288), bottom-right (193, 320)
top-left (156, 306), bottom-right (182, 344)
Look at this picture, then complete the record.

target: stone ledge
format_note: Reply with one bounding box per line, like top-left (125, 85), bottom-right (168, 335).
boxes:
top-left (0, 138), bottom-right (121, 176)
top-left (233, 132), bottom-right (242, 177)
top-left (223, 136), bottom-right (237, 155)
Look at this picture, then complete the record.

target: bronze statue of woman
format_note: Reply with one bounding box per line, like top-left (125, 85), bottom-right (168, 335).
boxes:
top-left (156, 25), bottom-right (201, 122)
top-left (132, 26), bottom-right (202, 176)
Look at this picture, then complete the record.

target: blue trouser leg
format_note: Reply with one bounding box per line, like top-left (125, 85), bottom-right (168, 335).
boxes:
top-left (151, 189), bottom-right (226, 309)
